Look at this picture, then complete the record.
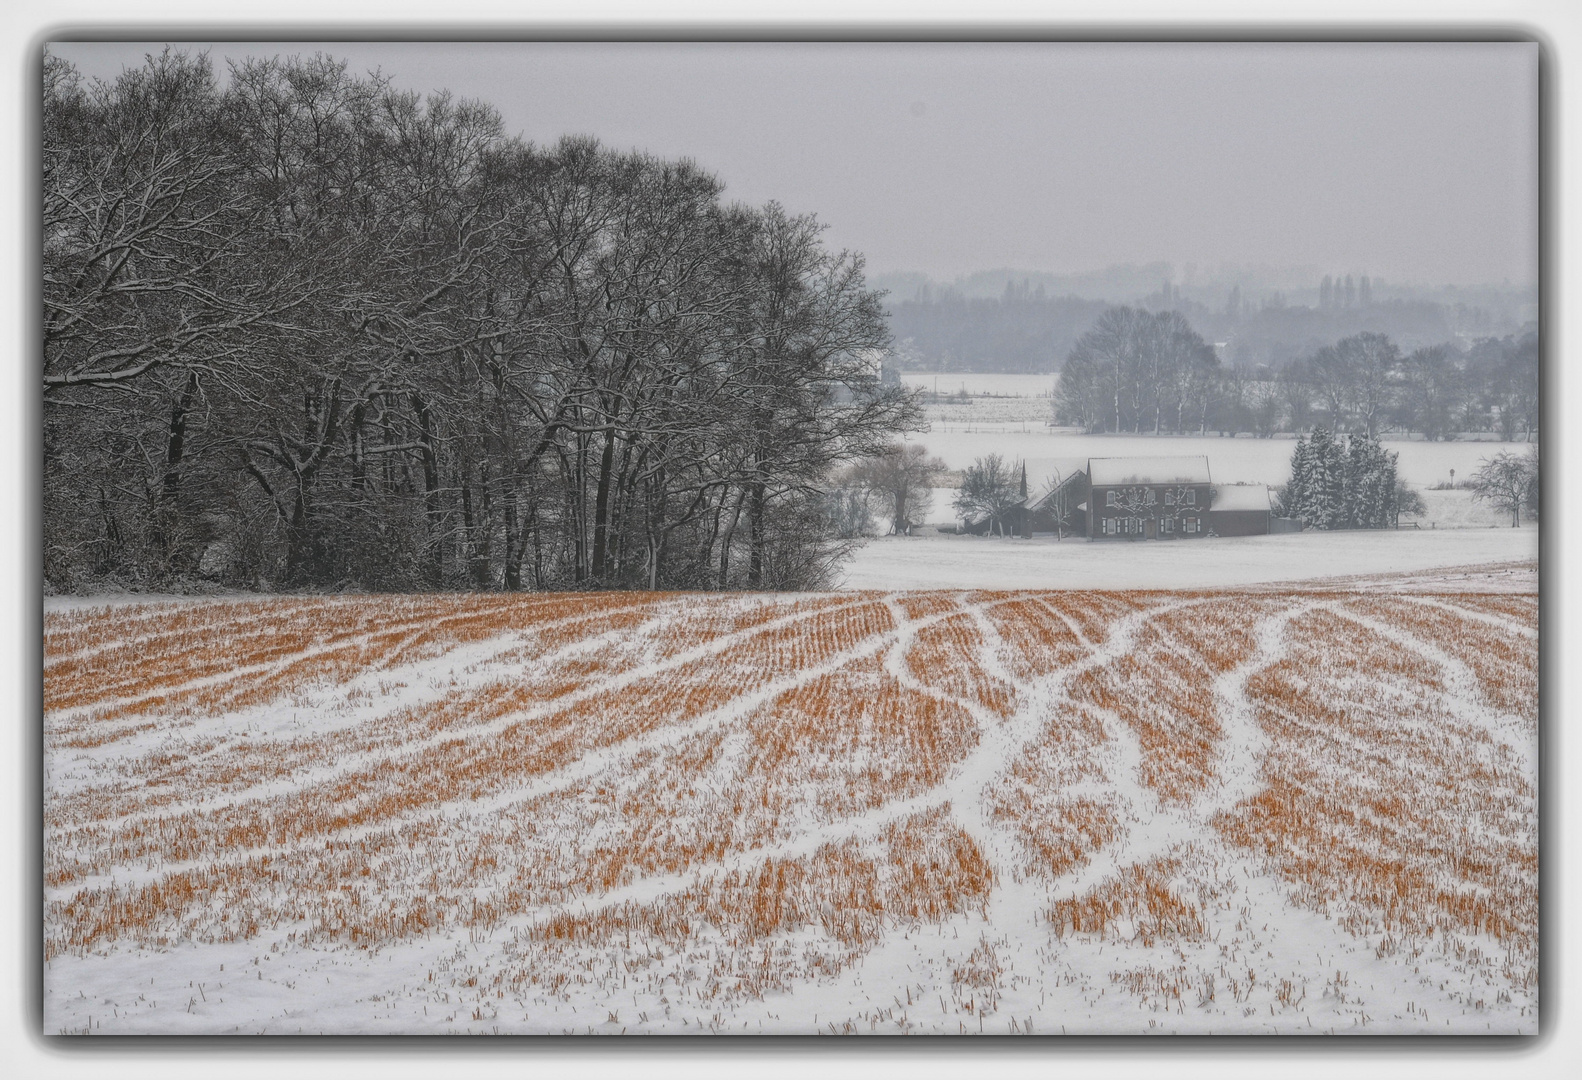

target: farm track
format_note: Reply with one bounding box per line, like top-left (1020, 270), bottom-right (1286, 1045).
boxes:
top-left (43, 588), bottom-right (1538, 1035)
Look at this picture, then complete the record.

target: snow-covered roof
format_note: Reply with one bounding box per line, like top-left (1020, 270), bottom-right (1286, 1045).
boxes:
top-left (1210, 484), bottom-right (1272, 512)
top-left (1022, 458), bottom-right (1088, 487)
top-left (1087, 456), bottom-right (1211, 486)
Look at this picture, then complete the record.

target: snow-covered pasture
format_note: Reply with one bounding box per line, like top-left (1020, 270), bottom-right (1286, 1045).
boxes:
top-left (44, 587), bottom-right (1536, 1035)
top-left (901, 373), bottom-right (1056, 398)
top-left (840, 527), bottom-right (1538, 592)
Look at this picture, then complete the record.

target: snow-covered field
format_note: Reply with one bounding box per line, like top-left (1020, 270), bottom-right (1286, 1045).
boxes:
top-left (920, 400), bottom-right (1054, 427)
top-left (840, 527), bottom-right (1538, 592)
top-left (901, 373), bottom-right (1057, 398)
top-left (44, 585), bottom-right (1536, 1035)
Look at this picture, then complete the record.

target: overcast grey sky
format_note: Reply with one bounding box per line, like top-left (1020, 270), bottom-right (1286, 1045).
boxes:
top-left (49, 40), bottom-right (1539, 288)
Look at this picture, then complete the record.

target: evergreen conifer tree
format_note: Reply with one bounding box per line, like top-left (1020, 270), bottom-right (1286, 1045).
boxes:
top-left (1331, 431), bottom-right (1400, 529)
top-left (1283, 434), bottom-right (1312, 522)
top-left (1304, 427), bottom-right (1347, 530)
top-left (1344, 432), bottom-right (1370, 528)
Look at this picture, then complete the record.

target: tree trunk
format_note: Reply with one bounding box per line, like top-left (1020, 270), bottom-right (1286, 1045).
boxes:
top-left (503, 481), bottom-right (522, 591)
top-left (717, 486), bottom-right (746, 589)
top-left (591, 425), bottom-right (617, 582)
top-left (410, 391), bottom-right (444, 586)
top-left (152, 371), bottom-right (199, 572)
top-left (746, 479), bottom-right (767, 588)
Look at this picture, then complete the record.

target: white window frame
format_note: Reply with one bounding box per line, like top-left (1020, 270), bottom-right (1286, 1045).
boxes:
top-left (1184, 489), bottom-right (1196, 506)
top-left (1105, 490), bottom-right (1117, 507)
top-left (1160, 516), bottom-right (1174, 534)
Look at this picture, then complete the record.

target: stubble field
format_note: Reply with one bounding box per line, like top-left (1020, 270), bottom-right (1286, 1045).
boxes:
top-left (43, 583), bottom-right (1537, 1035)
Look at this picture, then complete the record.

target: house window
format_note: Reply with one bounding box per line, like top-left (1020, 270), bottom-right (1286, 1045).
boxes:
top-left (1184, 516), bottom-right (1199, 534)
top-left (1184, 489), bottom-right (1196, 506)
top-left (1164, 489), bottom-right (1175, 505)
top-left (1160, 516), bottom-right (1174, 534)
top-left (1145, 489), bottom-right (1157, 506)
top-left (1105, 490), bottom-right (1117, 507)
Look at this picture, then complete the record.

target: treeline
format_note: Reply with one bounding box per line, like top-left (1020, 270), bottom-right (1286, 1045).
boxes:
top-left (885, 271), bottom-right (1528, 374)
top-left (1053, 306), bottom-right (1538, 440)
top-left (1223, 298), bottom-right (1469, 369)
top-left (885, 281), bottom-right (1109, 373)
top-left (43, 50), bottom-right (917, 593)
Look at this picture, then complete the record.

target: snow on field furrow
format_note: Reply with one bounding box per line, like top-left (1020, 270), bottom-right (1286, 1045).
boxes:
top-left (43, 597), bottom-right (586, 728)
top-left (41, 589), bottom-right (1539, 1036)
top-left (880, 594), bottom-right (1030, 883)
top-left (415, 594), bottom-right (1034, 950)
top-left (42, 633), bottom-right (605, 839)
top-left (1038, 598), bottom-right (1299, 905)
top-left (46, 595), bottom-right (879, 846)
top-left (1423, 591), bottom-right (1540, 628)
top-left (1325, 600), bottom-right (1534, 766)
top-left (45, 627), bottom-right (533, 776)
top-left (782, 597), bottom-right (1387, 1036)
top-left (42, 603), bottom-right (665, 818)
top-left (1198, 601), bottom-right (1318, 822)
top-left (47, 605), bottom-right (909, 903)
top-left (1030, 595), bottom-right (1096, 649)
top-left (283, 594), bottom-right (1030, 956)
top-left (44, 590), bottom-right (658, 719)
top-left (42, 596), bottom-right (467, 705)
top-left (432, 602), bottom-right (978, 886)
top-left (480, 790), bottom-right (955, 945)
top-left (42, 598), bottom-right (346, 673)
top-left (974, 599), bottom-right (1199, 897)
top-left (1218, 608), bottom-right (1535, 999)
top-left (1401, 594), bottom-right (1539, 641)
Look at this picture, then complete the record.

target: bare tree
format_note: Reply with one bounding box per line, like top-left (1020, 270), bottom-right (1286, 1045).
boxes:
top-left (848, 443), bottom-right (947, 535)
top-left (1399, 344), bottom-right (1462, 441)
top-left (1470, 450), bottom-right (1537, 528)
top-left (43, 50), bottom-right (314, 397)
top-left (1307, 344), bottom-right (1353, 431)
top-left (1336, 332), bottom-right (1399, 438)
top-left (954, 454), bottom-right (1021, 535)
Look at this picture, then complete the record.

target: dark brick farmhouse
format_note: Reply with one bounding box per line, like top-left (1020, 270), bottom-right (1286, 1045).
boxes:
top-left (1085, 456), bottom-right (1213, 540)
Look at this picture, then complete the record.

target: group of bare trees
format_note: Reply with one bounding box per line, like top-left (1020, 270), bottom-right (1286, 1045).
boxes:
top-left (1052, 307), bottom-right (1221, 434)
top-left (1055, 305), bottom-right (1538, 442)
top-left (827, 443), bottom-right (948, 537)
top-left (44, 50), bottom-right (917, 593)
top-left (1279, 332), bottom-right (1538, 441)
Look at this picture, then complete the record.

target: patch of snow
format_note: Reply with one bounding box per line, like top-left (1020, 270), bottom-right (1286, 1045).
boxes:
top-left (838, 528), bottom-right (1538, 591)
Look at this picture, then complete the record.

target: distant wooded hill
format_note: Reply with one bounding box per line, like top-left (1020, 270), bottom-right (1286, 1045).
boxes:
top-left (876, 269), bottom-right (1536, 374)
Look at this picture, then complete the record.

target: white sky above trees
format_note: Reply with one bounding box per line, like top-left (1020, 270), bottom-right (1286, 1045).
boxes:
top-left (48, 39), bottom-right (1539, 290)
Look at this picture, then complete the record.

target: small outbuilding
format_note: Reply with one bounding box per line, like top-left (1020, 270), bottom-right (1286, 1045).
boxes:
top-left (1207, 484), bottom-right (1274, 536)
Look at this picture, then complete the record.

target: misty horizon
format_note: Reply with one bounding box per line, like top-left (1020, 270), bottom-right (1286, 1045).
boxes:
top-left (47, 40), bottom-right (1538, 291)
top-left (868, 263), bottom-right (1540, 299)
